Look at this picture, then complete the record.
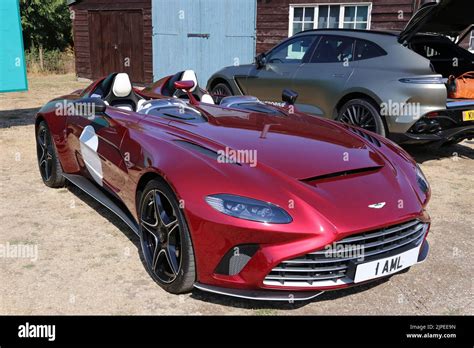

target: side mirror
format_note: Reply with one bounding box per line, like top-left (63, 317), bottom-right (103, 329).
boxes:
top-left (282, 89), bottom-right (298, 105)
top-left (255, 53), bottom-right (267, 69)
top-left (174, 80), bottom-right (199, 105)
top-left (73, 97), bottom-right (107, 117)
top-left (174, 80), bottom-right (195, 91)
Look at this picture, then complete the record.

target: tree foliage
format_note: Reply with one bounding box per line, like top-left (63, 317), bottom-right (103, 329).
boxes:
top-left (20, 0), bottom-right (72, 51)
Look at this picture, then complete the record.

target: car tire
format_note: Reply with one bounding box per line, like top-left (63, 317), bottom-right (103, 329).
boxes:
top-left (337, 98), bottom-right (386, 137)
top-left (36, 121), bottom-right (66, 188)
top-left (139, 178), bottom-right (196, 294)
top-left (211, 82), bottom-right (233, 104)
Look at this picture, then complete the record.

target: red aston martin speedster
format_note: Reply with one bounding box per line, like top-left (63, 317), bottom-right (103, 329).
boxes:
top-left (35, 70), bottom-right (431, 301)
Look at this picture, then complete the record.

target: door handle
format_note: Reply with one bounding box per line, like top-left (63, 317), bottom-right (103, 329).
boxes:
top-left (332, 73), bottom-right (346, 78)
top-left (187, 33), bottom-right (210, 39)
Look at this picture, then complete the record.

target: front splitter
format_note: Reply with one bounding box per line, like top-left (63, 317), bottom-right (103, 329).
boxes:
top-left (194, 282), bottom-right (324, 302)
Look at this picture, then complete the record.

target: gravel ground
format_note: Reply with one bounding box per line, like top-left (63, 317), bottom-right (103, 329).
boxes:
top-left (0, 74), bottom-right (472, 315)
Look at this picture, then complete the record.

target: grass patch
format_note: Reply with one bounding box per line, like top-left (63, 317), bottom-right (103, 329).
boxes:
top-left (254, 308), bottom-right (277, 316)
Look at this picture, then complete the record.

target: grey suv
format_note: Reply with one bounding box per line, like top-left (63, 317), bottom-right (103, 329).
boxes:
top-left (207, 0), bottom-right (474, 144)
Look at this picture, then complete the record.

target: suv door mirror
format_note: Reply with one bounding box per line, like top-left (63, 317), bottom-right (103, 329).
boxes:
top-left (255, 53), bottom-right (267, 69)
top-left (282, 89), bottom-right (298, 105)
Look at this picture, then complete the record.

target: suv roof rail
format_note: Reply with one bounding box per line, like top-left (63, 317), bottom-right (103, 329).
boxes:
top-left (293, 28), bottom-right (400, 37)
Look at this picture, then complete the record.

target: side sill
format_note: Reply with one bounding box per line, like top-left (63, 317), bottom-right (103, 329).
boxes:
top-left (63, 174), bottom-right (139, 236)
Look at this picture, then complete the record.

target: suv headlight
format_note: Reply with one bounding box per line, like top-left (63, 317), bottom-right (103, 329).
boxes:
top-left (416, 164), bottom-right (429, 194)
top-left (205, 194), bottom-right (292, 224)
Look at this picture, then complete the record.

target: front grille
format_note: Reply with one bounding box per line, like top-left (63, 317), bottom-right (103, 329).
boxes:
top-left (264, 220), bottom-right (427, 288)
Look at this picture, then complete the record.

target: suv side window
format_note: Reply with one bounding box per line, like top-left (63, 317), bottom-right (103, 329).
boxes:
top-left (354, 39), bottom-right (387, 60)
top-left (310, 35), bottom-right (356, 63)
top-left (267, 35), bottom-right (316, 64)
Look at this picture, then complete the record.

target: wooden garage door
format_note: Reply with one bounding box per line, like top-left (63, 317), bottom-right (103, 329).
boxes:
top-left (88, 10), bottom-right (144, 83)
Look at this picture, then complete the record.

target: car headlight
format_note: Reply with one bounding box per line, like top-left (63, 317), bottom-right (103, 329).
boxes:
top-left (416, 164), bottom-right (429, 194)
top-left (205, 194), bottom-right (292, 224)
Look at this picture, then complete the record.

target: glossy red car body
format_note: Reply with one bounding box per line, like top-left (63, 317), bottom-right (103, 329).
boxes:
top-left (36, 73), bottom-right (431, 300)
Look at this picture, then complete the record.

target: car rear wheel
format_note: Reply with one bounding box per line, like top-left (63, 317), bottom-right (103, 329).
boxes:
top-left (211, 82), bottom-right (233, 104)
top-left (36, 121), bottom-right (66, 188)
top-left (139, 179), bottom-right (196, 294)
top-left (337, 99), bottom-right (386, 137)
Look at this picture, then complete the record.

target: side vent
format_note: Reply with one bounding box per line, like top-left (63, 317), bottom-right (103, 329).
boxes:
top-left (301, 166), bottom-right (383, 183)
top-left (174, 140), bottom-right (241, 166)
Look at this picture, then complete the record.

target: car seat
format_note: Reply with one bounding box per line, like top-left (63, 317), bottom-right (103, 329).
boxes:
top-left (162, 70), bottom-right (214, 104)
top-left (103, 73), bottom-right (144, 111)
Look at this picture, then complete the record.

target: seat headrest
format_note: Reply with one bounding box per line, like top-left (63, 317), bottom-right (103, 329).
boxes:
top-left (180, 70), bottom-right (198, 92)
top-left (112, 73), bottom-right (132, 98)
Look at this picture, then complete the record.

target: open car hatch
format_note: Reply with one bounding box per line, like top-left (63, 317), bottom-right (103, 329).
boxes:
top-left (399, 0), bottom-right (473, 44)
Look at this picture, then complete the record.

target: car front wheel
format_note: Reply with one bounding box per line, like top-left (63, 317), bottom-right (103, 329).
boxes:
top-left (139, 179), bottom-right (196, 294)
top-left (337, 98), bottom-right (386, 137)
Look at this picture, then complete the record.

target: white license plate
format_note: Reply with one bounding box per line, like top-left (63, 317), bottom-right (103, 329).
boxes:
top-left (354, 246), bottom-right (420, 283)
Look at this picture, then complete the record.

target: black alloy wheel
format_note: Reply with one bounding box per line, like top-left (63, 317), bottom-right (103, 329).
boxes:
top-left (337, 98), bottom-right (386, 136)
top-left (211, 82), bottom-right (233, 104)
top-left (36, 121), bottom-right (66, 188)
top-left (139, 179), bottom-right (195, 293)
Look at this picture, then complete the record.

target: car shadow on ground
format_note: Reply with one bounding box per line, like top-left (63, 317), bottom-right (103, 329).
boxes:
top-left (402, 141), bottom-right (474, 163)
top-left (66, 183), bottom-right (163, 285)
top-left (190, 277), bottom-right (392, 311)
top-left (66, 184), bottom-right (141, 251)
top-left (0, 107), bottom-right (39, 128)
